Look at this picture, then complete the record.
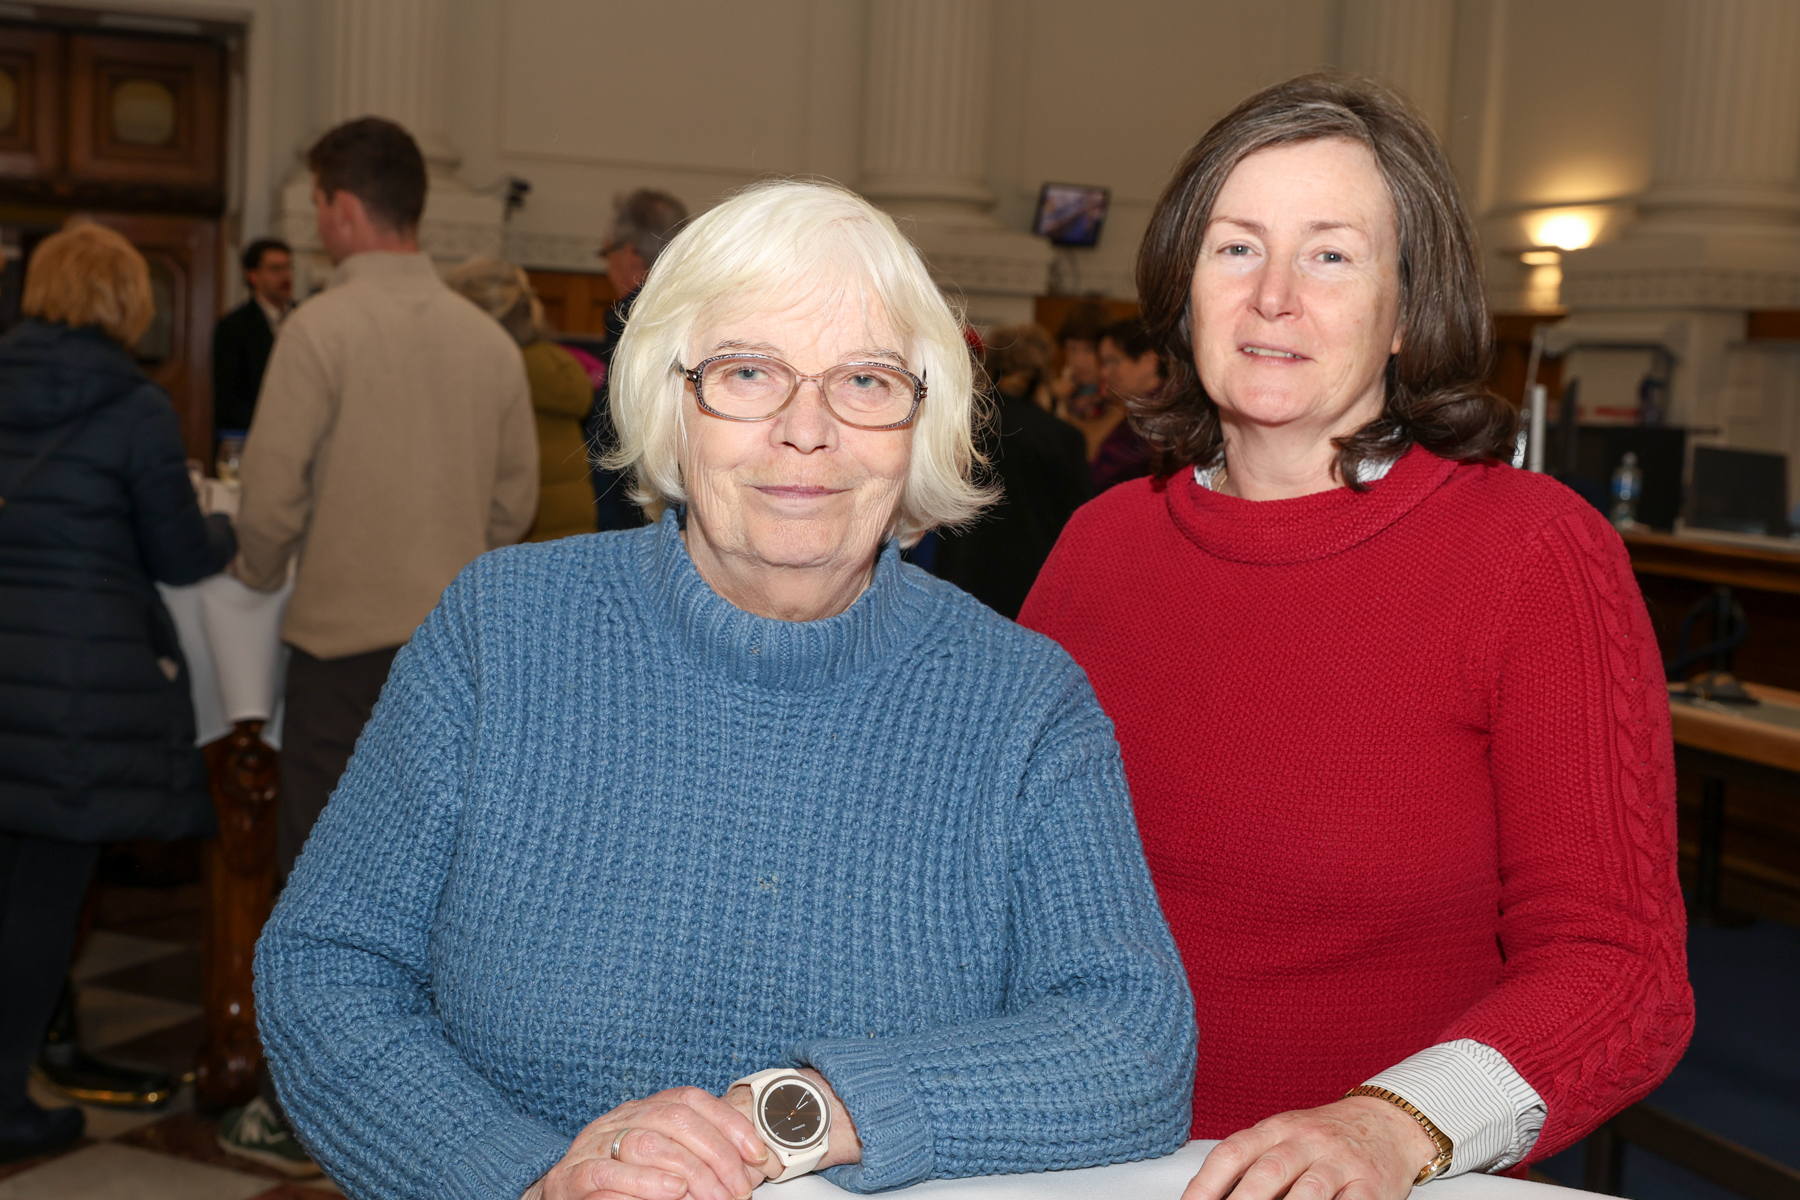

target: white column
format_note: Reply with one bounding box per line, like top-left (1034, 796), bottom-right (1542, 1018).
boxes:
top-left (276, 0), bottom-right (502, 281)
top-left (858, 0), bottom-right (1049, 326)
top-left (1336, 0), bottom-right (1456, 135)
top-left (861, 0), bottom-right (993, 216)
top-left (319, 0), bottom-right (457, 175)
top-left (1554, 0), bottom-right (1800, 440)
top-left (1634, 0), bottom-right (1800, 235)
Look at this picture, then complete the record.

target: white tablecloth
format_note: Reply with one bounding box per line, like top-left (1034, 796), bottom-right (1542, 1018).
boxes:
top-left (159, 573), bottom-right (292, 749)
top-left (780, 1142), bottom-right (1591, 1200)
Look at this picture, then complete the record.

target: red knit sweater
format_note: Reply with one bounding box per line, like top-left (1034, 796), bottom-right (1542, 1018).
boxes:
top-left (1019, 447), bottom-right (1693, 1163)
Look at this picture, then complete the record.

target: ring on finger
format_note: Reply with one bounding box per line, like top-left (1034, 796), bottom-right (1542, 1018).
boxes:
top-left (609, 1128), bottom-right (631, 1161)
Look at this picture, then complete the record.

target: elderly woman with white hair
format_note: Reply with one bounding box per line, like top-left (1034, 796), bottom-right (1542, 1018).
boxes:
top-left (253, 180), bottom-right (1196, 1200)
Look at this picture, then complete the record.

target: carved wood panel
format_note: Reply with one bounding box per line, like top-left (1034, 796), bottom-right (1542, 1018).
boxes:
top-left (0, 27), bottom-right (60, 179)
top-left (0, 26), bottom-right (225, 214)
top-left (67, 34), bottom-right (223, 205)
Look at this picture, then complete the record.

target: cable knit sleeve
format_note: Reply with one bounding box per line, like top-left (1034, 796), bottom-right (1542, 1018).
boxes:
top-left (790, 669), bottom-right (1197, 1192)
top-left (253, 574), bottom-right (571, 1200)
top-left (1446, 506), bottom-right (1694, 1161)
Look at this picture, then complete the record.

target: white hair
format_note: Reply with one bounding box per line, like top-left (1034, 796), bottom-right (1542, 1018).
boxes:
top-left (603, 179), bottom-right (992, 544)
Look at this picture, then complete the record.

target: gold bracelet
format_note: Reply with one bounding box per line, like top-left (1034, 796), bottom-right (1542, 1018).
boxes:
top-left (1343, 1085), bottom-right (1454, 1185)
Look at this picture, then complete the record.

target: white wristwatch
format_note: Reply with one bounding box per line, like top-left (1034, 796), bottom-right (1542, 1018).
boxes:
top-left (732, 1068), bottom-right (832, 1183)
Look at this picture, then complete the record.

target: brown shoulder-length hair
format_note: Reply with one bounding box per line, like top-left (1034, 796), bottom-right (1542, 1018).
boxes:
top-left (1134, 72), bottom-right (1516, 486)
top-left (23, 221), bottom-right (155, 347)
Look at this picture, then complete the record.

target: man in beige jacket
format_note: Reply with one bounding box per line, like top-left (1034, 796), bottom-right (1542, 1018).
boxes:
top-left (234, 117), bottom-right (537, 886)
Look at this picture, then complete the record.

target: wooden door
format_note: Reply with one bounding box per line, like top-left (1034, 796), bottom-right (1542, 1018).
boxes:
top-left (76, 212), bottom-right (219, 463)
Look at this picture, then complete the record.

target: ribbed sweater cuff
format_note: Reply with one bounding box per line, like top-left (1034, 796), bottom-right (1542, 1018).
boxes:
top-left (441, 1112), bottom-right (571, 1200)
top-left (789, 1036), bottom-right (933, 1193)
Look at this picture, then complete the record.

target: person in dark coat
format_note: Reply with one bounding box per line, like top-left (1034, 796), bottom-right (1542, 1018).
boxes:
top-left (210, 237), bottom-right (293, 445)
top-left (583, 188), bottom-right (687, 530)
top-left (933, 323), bottom-right (1092, 618)
top-left (0, 223), bottom-right (234, 1164)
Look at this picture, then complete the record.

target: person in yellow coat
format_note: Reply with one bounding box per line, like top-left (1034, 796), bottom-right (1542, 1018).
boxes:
top-left (448, 257), bottom-right (598, 541)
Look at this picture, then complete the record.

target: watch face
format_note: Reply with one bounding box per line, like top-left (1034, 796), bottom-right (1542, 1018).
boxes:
top-left (759, 1080), bottom-right (826, 1149)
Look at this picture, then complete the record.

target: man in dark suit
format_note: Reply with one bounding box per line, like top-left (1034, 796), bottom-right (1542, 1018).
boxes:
top-left (211, 237), bottom-right (292, 444)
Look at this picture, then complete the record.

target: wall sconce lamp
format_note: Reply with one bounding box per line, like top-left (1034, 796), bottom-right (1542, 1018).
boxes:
top-left (1517, 212), bottom-right (1599, 264)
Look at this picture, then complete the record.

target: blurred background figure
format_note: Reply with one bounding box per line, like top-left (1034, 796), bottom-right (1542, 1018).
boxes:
top-left (1090, 317), bottom-right (1159, 491)
top-left (449, 256), bottom-right (598, 542)
top-left (587, 188), bottom-right (689, 531)
top-left (0, 222), bottom-right (234, 1164)
top-left (1050, 301), bottom-right (1109, 420)
top-left (932, 322), bottom-right (1091, 618)
top-left (222, 117), bottom-right (536, 1174)
top-left (210, 237), bottom-right (293, 450)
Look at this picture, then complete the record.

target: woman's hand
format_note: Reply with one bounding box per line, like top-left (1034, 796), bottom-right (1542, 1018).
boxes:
top-left (534, 1086), bottom-right (781, 1200)
top-left (1181, 1096), bottom-right (1439, 1200)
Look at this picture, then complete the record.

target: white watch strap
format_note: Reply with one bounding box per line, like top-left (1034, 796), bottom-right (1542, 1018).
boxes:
top-left (732, 1069), bottom-right (831, 1182)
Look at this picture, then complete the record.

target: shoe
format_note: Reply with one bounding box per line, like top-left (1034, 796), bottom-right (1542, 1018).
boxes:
top-left (33, 1044), bottom-right (176, 1109)
top-left (0, 1099), bottom-right (83, 1165)
top-left (216, 1096), bottom-right (322, 1178)
top-left (35, 980), bottom-right (176, 1109)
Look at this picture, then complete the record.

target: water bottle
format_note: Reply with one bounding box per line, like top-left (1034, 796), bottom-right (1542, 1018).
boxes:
top-left (1610, 451), bottom-right (1643, 528)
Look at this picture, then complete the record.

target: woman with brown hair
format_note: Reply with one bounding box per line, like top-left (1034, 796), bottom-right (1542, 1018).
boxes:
top-left (1020, 74), bottom-right (1692, 1200)
top-left (0, 222), bottom-right (233, 1161)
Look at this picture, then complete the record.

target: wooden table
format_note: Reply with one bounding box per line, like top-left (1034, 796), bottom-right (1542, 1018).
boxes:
top-left (1666, 681), bottom-right (1800, 921)
top-left (1624, 529), bottom-right (1800, 597)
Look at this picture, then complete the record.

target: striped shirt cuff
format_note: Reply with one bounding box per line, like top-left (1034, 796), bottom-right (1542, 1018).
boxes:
top-left (1364, 1039), bottom-right (1546, 1178)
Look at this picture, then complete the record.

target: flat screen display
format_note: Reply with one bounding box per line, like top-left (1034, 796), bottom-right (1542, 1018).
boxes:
top-left (1033, 183), bottom-right (1111, 248)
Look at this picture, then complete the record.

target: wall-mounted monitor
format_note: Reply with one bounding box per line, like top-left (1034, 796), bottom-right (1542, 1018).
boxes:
top-left (1033, 183), bottom-right (1111, 248)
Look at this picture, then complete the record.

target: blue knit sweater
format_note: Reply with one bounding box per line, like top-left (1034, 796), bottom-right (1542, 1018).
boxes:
top-left (254, 512), bottom-right (1195, 1200)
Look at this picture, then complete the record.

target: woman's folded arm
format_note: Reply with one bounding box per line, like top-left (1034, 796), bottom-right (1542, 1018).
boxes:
top-left (1446, 509), bottom-right (1693, 1161)
top-left (792, 682), bottom-right (1197, 1193)
top-left (254, 589), bottom-right (571, 1200)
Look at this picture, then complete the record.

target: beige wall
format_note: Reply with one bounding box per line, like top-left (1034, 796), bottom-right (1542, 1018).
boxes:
top-left (436, 0), bottom-right (1677, 314)
top-left (989, 0), bottom-right (1336, 296)
top-left (449, 0), bottom-right (867, 270)
top-left (65, 0), bottom-right (1711, 319)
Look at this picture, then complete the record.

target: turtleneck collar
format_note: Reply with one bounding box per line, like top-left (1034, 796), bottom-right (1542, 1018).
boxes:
top-left (638, 509), bottom-right (930, 691)
top-left (1166, 443), bottom-right (1459, 565)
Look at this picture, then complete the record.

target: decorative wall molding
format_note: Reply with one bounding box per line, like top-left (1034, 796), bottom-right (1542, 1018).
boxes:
top-left (922, 250), bottom-right (1050, 297)
top-left (418, 217), bottom-right (505, 263)
top-left (503, 229), bottom-right (605, 272)
top-left (1560, 267), bottom-right (1800, 310)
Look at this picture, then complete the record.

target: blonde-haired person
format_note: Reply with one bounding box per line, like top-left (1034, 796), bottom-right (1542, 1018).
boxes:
top-left (0, 222), bottom-right (234, 1162)
top-left (255, 179), bottom-right (1194, 1200)
top-left (448, 257), bottom-right (598, 541)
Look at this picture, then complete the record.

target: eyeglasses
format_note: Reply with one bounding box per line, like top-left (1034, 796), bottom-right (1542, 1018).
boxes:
top-left (680, 353), bottom-right (926, 430)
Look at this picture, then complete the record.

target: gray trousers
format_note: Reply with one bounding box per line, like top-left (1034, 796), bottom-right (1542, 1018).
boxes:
top-left (277, 643), bottom-right (401, 883)
top-left (262, 642), bottom-right (399, 1121)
